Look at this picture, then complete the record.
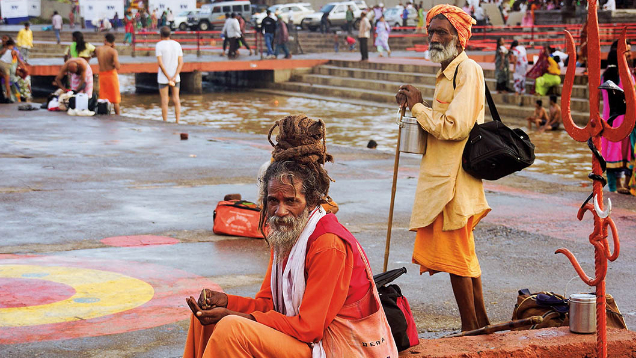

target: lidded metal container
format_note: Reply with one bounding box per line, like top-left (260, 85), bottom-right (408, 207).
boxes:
top-left (569, 293), bottom-right (596, 334)
top-left (399, 115), bottom-right (427, 155)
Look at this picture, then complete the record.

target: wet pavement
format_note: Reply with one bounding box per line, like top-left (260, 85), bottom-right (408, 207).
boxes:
top-left (1, 102), bottom-right (636, 357)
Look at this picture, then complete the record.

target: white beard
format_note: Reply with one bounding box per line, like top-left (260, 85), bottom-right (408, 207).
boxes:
top-left (267, 207), bottom-right (310, 263)
top-left (429, 37), bottom-right (459, 63)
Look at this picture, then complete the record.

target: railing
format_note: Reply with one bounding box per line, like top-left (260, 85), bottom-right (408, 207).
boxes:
top-left (131, 29), bottom-right (261, 58)
top-left (391, 22), bottom-right (636, 52)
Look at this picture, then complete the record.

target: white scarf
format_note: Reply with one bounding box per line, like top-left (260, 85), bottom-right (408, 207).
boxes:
top-left (271, 206), bottom-right (327, 358)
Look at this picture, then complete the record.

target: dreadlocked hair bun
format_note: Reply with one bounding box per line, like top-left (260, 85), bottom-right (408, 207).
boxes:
top-left (266, 114), bottom-right (334, 206)
top-left (268, 114), bottom-right (334, 165)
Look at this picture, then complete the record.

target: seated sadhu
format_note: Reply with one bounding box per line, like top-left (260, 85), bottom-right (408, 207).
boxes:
top-left (183, 114), bottom-right (398, 358)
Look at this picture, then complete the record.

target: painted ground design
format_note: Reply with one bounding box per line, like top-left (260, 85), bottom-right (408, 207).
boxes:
top-left (0, 255), bottom-right (220, 343)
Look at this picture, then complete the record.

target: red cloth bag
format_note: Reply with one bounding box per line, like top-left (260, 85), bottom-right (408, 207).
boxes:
top-left (213, 200), bottom-right (264, 239)
top-left (396, 295), bottom-right (419, 347)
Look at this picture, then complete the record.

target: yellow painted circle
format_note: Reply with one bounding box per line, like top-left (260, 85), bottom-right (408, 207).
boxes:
top-left (0, 265), bottom-right (154, 327)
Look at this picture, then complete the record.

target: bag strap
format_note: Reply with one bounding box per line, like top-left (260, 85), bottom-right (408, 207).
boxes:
top-left (356, 242), bottom-right (383, 304)
top-left (484, 83), bottom-right (502, 123)
top-left (453, 63), bottom-right (460, 89)
top-left (453, 61), bottom-right (502, 124)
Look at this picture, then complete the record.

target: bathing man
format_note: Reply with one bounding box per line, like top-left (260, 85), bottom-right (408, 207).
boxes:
top-left (54, 57), bottom-right (93, 95)
top-left (395, 4), bottom-right (491, 332)
top-left (95, 33), bottom-right (121, 114)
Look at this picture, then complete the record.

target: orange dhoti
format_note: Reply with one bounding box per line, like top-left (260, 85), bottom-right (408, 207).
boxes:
top-left (183, 315), bottom-right (311, 358)
top-left (98, 69), bottom-right (121, 104)
top-left (412, 212), bottom-right (486, 278)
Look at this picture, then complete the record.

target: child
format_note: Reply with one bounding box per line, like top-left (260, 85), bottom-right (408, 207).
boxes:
top-left (345, 35), bottom-right (356, 51)
top-left (333, 31), bottom-right (340, 53)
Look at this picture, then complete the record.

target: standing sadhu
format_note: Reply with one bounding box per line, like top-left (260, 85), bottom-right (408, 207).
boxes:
top-left (395, 5), bottom-right (491, 332)
top-left (182, 115), bottom-right (397, 358)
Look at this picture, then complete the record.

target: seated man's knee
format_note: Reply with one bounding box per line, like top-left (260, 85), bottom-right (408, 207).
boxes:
top-left (209, 315), bottom-right (247, 345)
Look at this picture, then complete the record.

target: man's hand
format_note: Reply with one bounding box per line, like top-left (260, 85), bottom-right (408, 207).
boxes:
top-left (186, 296), bottom-right (229, 325)
top-left (197, 289), bottom-right (228, 310)
top-left (396, 85), bottom-right (424, 111)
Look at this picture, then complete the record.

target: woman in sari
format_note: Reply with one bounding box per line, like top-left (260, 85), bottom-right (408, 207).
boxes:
top-left (495, 37), bottom-right (510, 92)
top-left (374, 15), bottom-right (391, 57)
top-left (151, 10), bottom-right (158, 30)
top-left (602, 40), bottom-right (634, 194)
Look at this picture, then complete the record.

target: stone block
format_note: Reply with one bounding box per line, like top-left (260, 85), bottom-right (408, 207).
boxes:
top-left (399, 327), bottom-right (636, 358)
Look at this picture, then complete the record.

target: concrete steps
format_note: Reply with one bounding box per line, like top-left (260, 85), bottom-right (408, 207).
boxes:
top-left (298, 72), bottom-right (590, 112)
top-left (269, 59), bottom-right (592, 125)
top-left (269, 80), bottom-right (590, 124)
top-left (295, 32), bottom-right (425, 54)
top-left (328, 59), bottom-right (590, 85)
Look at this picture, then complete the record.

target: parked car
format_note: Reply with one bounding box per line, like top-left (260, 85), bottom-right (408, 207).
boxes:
top-left (383, 6), bottom-right (418, 29)
top-left (302, 1), bottom-right (367, 32)
top-left (187, 0), bottom-right (251, 31)
top-left (251, 4), bottom-right (268, 15)
top-left (252, 2), bottom-right (314, 26)
top-left (172, 9), bottom-right (200, 31)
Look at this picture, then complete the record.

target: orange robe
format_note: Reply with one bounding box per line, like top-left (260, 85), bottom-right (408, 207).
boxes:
top-left (98, 69), bottom-right (121, 104)
top-left (183, 233), bottom-right (371, 358)
top-left (413, 211), bottom-right (487, 277)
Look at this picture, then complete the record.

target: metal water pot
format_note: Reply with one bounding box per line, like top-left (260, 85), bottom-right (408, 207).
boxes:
top-left (569, 293), bottom-right (596, 334)
top-left (398, 115), bottom-right (427, 155)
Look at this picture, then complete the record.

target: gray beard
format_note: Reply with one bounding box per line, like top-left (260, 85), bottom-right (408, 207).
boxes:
top-left (429, 38), bottom-right (459, 63)
top-left (267, 207), bottom-right (310, 263)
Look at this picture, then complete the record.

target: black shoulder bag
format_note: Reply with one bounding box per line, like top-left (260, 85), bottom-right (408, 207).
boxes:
top-left (373, 267), bottom-right (418, 351)
top-left (453, 63), bottom-right (535, 180)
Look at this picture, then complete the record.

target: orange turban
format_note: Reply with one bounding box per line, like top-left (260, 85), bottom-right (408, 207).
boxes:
top-left (425, 5), bottom-right (476, 49)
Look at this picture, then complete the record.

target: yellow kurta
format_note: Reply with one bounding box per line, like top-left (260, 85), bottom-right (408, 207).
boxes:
top-left (409, 51), bottom-right (491, 232)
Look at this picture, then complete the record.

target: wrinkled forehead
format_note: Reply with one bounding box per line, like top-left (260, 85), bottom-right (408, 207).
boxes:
top-left (267, 175), bottom-right (303, 195)
top-left (428, 16), bottom-right (457, 36)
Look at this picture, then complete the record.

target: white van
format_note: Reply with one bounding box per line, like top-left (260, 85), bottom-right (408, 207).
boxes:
top-left (302, 1), bottom-right (367, 31)
top-left (252, 3), bottom-right (315, 27)
top-left (188, 1), bottom-right (251, 31)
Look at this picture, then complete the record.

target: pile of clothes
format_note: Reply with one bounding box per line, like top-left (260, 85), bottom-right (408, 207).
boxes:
top-left (44, 89), bottom-right (96, 116)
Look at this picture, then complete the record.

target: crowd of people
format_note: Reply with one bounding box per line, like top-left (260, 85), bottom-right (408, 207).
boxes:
top-left (0, 24), bottom-right (185, 122)
top-left (493, 37), bottom-right (566, 116)
top-left (257, 11), bottom-right (292, 59)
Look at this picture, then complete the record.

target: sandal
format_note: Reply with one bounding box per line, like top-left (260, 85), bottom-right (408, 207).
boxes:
top-left (18, 104), bottom-right (39, 111)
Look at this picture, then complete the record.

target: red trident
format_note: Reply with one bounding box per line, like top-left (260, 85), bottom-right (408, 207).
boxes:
top-left (558, 0), bottom-right (635, 357)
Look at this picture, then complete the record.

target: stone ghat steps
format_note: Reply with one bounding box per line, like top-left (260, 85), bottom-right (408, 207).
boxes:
top-left (296, 72), bottom-right (591, 113)
top-left (283, 31), bottom-right (426, 54)
top-left (268, 80), bottom-right (590, 125)
top-left (313, 65), bottom-right (590, 98)
top-left (328, 59), bottom-right (590, 85)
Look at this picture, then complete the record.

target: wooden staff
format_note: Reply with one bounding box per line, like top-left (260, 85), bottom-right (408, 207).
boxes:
top-left (443, 316), bottom-right (544, 338)
top-left (383, 106), bottom-right (406, 272)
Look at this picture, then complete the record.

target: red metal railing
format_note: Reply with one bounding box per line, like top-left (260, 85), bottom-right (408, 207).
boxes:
top-left (131, 29), bottom-right (260, 57)
top-left (394, 22), bottom-right (636, 52)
